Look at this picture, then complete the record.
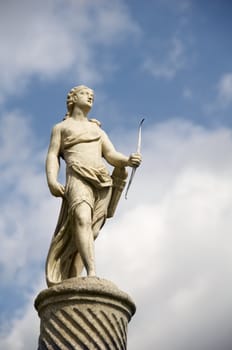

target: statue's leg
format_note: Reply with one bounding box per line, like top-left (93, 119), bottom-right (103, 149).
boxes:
top-left (72, 202), bottom-right (96, 277)
top-left (69, 253), bottom-right (84, 278)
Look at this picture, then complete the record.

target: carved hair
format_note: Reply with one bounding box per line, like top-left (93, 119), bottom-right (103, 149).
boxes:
top-left (64, 85), bottom-right (93, 119)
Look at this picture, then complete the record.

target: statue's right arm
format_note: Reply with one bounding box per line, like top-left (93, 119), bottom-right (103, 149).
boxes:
top-left (46, 124), bottom-right (65, 197)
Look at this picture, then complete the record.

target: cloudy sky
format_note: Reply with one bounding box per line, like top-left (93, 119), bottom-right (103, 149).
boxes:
top-left (1, 0), bottom-right (232, 349)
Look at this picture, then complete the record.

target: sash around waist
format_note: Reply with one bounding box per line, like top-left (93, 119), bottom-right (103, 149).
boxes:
top-left (68, 161), bottom-right (113, 189)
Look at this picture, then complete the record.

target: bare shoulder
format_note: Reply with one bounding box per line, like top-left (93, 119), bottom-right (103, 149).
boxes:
top-left (89, 118), bottom-right (102, 127)
top-left (51, 120), bottom-right (67, 134)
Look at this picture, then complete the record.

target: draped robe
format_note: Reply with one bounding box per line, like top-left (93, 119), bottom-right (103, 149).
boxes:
top-left (46, 123), bottom-right (113, 286)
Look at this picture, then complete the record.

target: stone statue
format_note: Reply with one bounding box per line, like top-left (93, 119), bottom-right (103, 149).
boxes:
top-left (35, 85), bottom-right (140, 349)
top-left (45, 85), bottom-right (141, 286)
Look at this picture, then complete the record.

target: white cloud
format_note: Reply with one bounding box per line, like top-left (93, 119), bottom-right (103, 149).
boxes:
top-left (0, 111), bottom-right (58, 284)
top-left (0, 279), bottom-right (43, 350)
top-left (0, 0), bottom-right (140, 101)
top-left (1, 117), bottom-right (232, 349)
top-left (217, 72), bottom-right (232, 107)
top-left (0, 305), bottom-right (39, 350)
top-left (204, 72), bottom-right (232, 113)
top-left (96, 121), bottom-right (232, 349)
top-left (143, 37), bottom-right (186, 79)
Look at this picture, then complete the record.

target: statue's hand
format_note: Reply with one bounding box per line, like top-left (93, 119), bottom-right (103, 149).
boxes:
top-left (48, 181), bottom-right (65, 197)
top-left (128, 153), bottom-right (142, 168)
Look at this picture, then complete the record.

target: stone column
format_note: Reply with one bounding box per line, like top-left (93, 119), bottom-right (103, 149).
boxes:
top-left (34, 277), bottom-right (136, 350)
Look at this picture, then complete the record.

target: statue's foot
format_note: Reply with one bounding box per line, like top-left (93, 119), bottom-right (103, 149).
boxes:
top-left (88, 270), bottom-right (96, 277)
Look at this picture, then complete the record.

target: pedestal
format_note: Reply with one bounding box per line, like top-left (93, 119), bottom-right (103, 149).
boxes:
top-left (34, 277), bottom-right (136, 350)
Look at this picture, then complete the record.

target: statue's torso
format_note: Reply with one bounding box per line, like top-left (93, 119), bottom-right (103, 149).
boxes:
top-left (60, 119), bottom-right (104, 169)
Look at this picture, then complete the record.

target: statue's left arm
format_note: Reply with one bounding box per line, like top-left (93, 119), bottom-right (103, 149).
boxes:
top-left (101, 130), bottom-right (141, 168)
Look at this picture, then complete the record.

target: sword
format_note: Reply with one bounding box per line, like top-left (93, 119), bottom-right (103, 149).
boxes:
top-left (125, 118), bottom-right (145, 199)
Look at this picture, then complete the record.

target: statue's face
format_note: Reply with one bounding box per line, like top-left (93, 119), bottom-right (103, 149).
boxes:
top-left (74, 88), bottom-right (94, 110)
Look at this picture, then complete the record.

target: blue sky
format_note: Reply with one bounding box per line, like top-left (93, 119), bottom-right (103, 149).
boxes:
top-left (1, 1), bottom-right (232, 349)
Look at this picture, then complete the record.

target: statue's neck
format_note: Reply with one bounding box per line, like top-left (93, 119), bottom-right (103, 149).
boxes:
top-left (71, 106), bottom-right (89, 121)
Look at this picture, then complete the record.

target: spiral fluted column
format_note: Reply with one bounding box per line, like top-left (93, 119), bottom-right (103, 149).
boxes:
top-left (35, 277), bottom-right (136, 350)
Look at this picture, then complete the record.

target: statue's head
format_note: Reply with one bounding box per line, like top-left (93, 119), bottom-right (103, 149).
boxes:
top-left (65, 85), bottom-right (94, 118)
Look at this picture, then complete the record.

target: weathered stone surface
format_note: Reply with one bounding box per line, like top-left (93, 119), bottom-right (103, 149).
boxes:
top-left (35, 277), bottom-right (136, 350)
top-left (45, 85), bottom-right (142, 283)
